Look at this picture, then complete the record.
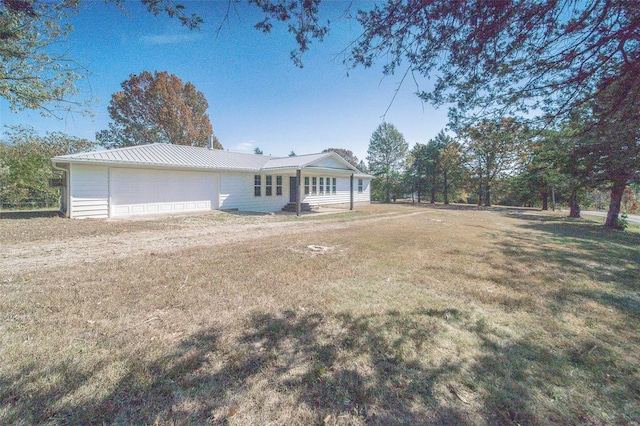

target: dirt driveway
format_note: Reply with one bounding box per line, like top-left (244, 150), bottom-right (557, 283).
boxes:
top-left (0, 207), bottom-right (427, 276)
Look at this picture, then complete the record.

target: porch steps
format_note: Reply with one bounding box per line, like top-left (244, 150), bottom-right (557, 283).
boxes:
top-left (282, 202), bottom-right (312, 212)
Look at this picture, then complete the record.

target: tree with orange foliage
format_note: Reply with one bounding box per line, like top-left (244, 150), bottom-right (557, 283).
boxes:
top-left (96, 71), bottom-right (221, 149)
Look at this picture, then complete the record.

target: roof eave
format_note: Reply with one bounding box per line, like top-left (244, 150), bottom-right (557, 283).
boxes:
top-left (51, 158), bottom-right (262, 172)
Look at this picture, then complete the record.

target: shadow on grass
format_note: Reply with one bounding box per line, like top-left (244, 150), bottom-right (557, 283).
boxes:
top-left (2, 306), bottom-right (638, 424)
top-left (501, 215), bottom-right (639, 291)
top-left (0, 309), bottom-right (485, 425)
top-left (484, 217), bottom-right (640, 342)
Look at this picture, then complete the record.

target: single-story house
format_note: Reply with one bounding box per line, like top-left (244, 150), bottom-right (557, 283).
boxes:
top-left (51, 143), bottom-right (372, 219)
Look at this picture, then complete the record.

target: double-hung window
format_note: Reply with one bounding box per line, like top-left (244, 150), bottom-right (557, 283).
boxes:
top-left (332, 178), bottom-right (337, 194)
top-left (265, 175), bottom-right (273, 196)
top-left (358, 178), bottom-right (363, 193)
top-left (312, 177), bottom-right (317, 195)
top-left (276, 176), bottom-right (282, 196)
top-left (254, 175), bottom-right (261, 196)
top-left (319, 177), bottom-right (324, 195)
top-left (304, 177), bottom-right (310, 195)
top-left (325, 177), bottom-right (331, 195)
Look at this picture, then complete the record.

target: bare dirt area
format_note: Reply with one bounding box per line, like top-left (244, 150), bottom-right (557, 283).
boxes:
top-left (1, 203), bottom-right (639, 425)
top-left (0, 207), bottom-right (425, 274)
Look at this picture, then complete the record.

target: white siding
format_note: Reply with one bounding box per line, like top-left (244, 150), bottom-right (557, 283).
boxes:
top-left (300, 174), bottom-right (371, 207)
top-left (70, 164), bottom-right (109, 218)
top-left (109, 168), bottom-right (218, 217)
top-left (301, 174), bottom-right (350, 206)
top-left (219, 172), bottom-right (291, 212)
top-left (355, 178), bottom-right (371, 204)
top-left (306, 157), bottom-right (349, 170)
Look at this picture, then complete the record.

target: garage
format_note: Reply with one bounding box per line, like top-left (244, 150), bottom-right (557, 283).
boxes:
top-left (109, 168), bottom-right (218, 217)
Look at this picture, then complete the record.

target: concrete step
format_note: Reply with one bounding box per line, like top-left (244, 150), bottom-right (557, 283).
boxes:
top-left (282, 203), bottom-right (312, 212)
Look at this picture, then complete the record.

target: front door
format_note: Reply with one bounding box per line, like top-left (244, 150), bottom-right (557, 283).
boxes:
top-left (289, 176), bottom-right (297, 203)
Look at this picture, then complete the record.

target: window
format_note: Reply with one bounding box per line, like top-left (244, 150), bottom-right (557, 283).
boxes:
top-left (304, 177), bottom-right (310, 195)
top-left (358, 178), bottom-right (363, 193)
top-left (265, 175), bottom-right (273, 196)
top-left (325, 177), bottom-right (331, 195)
top-left (276, 176), bottom-right (282, 196)
top-left (319, 177), bottom-right (324, 195)
top-left (332, 178), bottom-right (337, 194)
top-left (254, 175), bottom-right (261, 196)
top-left (312, 177), bottom-right (317, 195)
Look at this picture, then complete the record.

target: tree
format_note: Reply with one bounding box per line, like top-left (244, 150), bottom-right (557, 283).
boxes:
top-left (288, 150), bottom-right (296, 157)
top-left (0, 125), bottom-right (95, 208)
top-left (573, 73), bottom-right (640, 228)
top-left (96, 71), bottom-right (221, 149)
top-left (366, 122), bottom-right (408, 203)
top-left (408, 143), bottom-right (429, 203)
top-left (0, 0), bottom-right (81, 115)
top-left (0, 0), bottom-right (201, 114)
top-left (409, 131), bottom-right (464, 205)
top-left (254, 147), bottom-right (264, 155)
top-left (435, 132), bottom-right (464, 205)
top-left (323, 148), bottom-right (359, 168)
top-left (248, 1), bottom-right (638, 127)
top-left (464, 118), bottom-right (527, 207)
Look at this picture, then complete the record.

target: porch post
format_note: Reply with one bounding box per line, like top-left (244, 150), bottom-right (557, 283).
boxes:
top-left (350, 174), bottom-right (354, 211)
top-left (296, 168), bottom-right (302, 217)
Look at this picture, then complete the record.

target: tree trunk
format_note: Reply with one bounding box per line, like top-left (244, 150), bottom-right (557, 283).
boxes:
top-left (604, 180), bottom-right (626, 229)
top-left (443, 169), bottom-right (449, 204)
top-left (541, 189), bottom-right (548, 210)
top-left (477, 179), bottom-right (483, 207)
top-left (385, 174), bottom-right (391, 203)
top-left (568, 189), bottom-right (580, 218)
top-left (430, 175), bottom-right (437, 203)
top-left (485, 183), bottom-right (492, 207)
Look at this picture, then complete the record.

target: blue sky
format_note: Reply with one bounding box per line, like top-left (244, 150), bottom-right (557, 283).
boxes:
top-left (0, 1), bottom-right (450, 163)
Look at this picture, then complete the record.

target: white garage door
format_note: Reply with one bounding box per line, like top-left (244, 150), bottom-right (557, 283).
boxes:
top-left (110, 168), bottom-right (218, 217)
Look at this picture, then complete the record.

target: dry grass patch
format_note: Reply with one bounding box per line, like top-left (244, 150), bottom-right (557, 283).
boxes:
top-left (1, 204), bottom-right (638, 424)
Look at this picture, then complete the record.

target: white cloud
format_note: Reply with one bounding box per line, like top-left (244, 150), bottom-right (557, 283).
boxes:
top-left (140, 33), bottom-right (201, 45)
top-left (229, 141), bottom-right (255, 153)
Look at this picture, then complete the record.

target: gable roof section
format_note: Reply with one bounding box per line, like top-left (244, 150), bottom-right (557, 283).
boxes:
top-left (52, 143), bottom-right (367, 175)
top-left (262, 152), bottom-right (360, 172)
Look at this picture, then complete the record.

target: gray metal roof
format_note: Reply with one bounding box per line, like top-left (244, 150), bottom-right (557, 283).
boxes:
top-left (52, 143), bottom-right (272, 171)
top-left (262, 153), bottom-right (331, 169)
top-left (52, 143), bottom-right (366, 174)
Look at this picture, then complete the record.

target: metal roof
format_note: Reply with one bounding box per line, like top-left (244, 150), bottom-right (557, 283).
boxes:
top-left (262, 153), bottom-right (331, 169)
top-left (52, 143), bottom-right (272, 171)
top-left (52, 143), bottom-right (367, 174)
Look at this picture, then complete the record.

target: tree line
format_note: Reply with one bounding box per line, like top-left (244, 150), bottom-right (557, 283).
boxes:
top-left (365, 113), bottom-right (639, 230)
